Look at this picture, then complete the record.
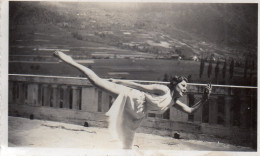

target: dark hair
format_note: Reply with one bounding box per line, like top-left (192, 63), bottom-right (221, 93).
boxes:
top-left (168, 76), bottom-right (188, 91)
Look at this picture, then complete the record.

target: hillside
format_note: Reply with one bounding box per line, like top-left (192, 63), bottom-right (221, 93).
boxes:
top-left (9, 2), bottom-right (257, 61)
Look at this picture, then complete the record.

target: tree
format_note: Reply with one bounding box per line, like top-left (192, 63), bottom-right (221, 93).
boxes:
top-left (163, 73), bottom-right (169, 82)
top-left (252, 60), bottom-right (255, 71)
top-left (199, 58), bottom-right (205, 78)
top-left (250, 60), bottom-right (255, 80)
top-left (187, 75), bottom-right (192, 82)
top-left (244, 59), bottom-right (248, 79)
top-left (222, 59), bottom-right (226, 79)
top-left (207, 59), bottom-right (212, 78)
top-left (215, 59), bottom-right (220, 79)
top-left (229, 58), bottom-right (234, 79)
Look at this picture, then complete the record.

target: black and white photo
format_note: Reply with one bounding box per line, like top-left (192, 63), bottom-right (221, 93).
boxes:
top-left (4, 1), bottom-right (258, 154)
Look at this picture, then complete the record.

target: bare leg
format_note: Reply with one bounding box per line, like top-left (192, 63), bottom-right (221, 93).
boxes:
top-left (53, 51), bottom-right (128, 96)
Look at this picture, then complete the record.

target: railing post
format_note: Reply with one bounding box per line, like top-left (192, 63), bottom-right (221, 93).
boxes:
top-left (50, 84), bottom-right (58, 108)
top-left (240, 96), bottom-right (249, 128)
top-left (208, 96), bottom-right (218, 124)
top-left (37, 84), bottom-right (43, 106)
top-left (224, 96), bottom-right (232, 127)
top-left (81, 87), bottom-right (98, 112)
top-left (193, 94), bottom-right (203, 123)
top-left (101, 91), bottom-right (110, 112)
top-left (55, 86), bottom-right (61, 108)
top-left (42, 84), bottom-right (50, 107)
top-left (71, 86), bottom-right (80, 110)
top-left (8, 81), bottom-right (14, 104)
top-left (17, 82), bottom-right (25, 105)
top-left (61, 85), bottom-right (69, 109)
top-left (27, 83), bottom-right (39, 106)
top-left (12, 82), bottom-right (18, 104)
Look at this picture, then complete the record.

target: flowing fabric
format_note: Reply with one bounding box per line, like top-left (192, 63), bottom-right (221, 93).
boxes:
top-left (105, 89), bottom-right (146, 149)
top-left (106, 85), bottom-right (173, 149)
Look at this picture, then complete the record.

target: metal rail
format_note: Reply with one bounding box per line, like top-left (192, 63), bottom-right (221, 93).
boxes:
top-left (8, 74), bottom-right (257, 89)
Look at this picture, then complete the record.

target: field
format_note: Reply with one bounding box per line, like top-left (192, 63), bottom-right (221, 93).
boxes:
top-left (10, 57), bottom-right (251, 85)
top-left (9, 23), bottom-right (256, 86)
top-left (9, 6), bottom-right (257, 86)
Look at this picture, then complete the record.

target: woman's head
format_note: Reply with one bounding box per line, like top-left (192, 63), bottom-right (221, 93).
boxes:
top-left (168, 76), bottom-right (188, 98)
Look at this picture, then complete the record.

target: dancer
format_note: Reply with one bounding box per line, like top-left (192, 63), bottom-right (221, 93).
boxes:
top-left (53, 51), bottom-right (212, 149)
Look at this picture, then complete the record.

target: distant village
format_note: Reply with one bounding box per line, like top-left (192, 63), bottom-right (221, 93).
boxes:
top-left (54, 8), bottom-right (255, 67)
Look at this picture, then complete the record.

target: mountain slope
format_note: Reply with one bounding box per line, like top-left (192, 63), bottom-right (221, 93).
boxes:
top-left (9, 2), bottom-right (257, 59)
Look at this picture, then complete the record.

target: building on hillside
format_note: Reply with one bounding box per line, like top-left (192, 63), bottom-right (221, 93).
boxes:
top-left (192, 55), bottom-right (199, 61)
top-left (171, 54), bottom-right (180, 59)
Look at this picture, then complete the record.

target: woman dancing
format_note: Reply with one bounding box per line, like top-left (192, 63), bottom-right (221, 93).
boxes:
top-left (53, 51), bottom-right (212, 149)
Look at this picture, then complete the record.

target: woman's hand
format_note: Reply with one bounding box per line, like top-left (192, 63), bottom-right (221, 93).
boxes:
top-left (202, 83), bottom-right (212, 101)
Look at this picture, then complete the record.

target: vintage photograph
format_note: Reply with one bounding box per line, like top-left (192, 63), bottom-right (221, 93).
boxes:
top-left (8, 1), bottom-right (257, 151)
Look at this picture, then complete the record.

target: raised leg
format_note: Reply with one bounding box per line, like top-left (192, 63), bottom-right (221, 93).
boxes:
top-left (53, 51), bottom-right (128, 96)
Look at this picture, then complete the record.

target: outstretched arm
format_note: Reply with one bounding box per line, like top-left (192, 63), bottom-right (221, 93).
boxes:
top-left (174, 99), bottom-right (207, 114)
top-left (173, 84), bottom-right (212, 114)
top-left (110, 79), bottom-right (169, 95)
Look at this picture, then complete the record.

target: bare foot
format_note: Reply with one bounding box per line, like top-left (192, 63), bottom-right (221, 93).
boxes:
top-left (53, 51), bottom-right (74, 63)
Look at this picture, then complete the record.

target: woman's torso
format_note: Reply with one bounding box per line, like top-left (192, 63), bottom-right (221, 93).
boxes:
top-left (144, 86), bottom-right (173, 114)
top-left (115, 83), bottom-right (174, 116)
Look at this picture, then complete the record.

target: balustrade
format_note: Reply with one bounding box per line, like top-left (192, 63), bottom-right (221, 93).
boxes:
top-left (8, 74), bottom-right (257, 131)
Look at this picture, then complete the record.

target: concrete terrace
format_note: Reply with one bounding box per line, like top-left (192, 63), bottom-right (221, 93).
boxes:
top-left (8, 74), bottom-right (257, 152)
top-left (8, 116), bottom-right (254, 151)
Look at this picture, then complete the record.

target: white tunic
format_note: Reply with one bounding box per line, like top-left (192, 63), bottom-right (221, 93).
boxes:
top-left (145, 87), bottom-right (173, 113)
top-left (106, 85), bottom-right (173, 148)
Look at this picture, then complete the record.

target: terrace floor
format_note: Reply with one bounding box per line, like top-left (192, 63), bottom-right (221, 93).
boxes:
top-left (8, 116), bottom-right (254, 151)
